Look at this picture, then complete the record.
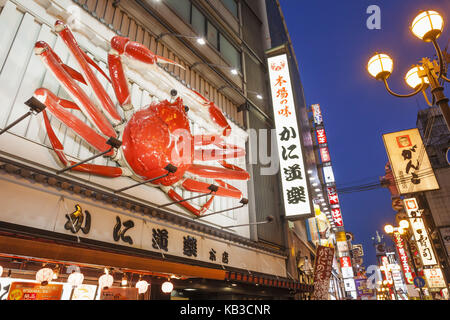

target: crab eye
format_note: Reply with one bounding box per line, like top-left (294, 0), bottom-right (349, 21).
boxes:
top-left (184, 105), bottom-right (189, 113)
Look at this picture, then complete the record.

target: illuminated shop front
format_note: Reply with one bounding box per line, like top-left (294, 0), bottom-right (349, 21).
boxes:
top-left (0, 0), bottom-right (314, 300)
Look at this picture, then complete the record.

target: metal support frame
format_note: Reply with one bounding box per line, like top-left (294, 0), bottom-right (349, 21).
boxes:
top-left (56, 137), bottom-right (122, 174)
top-left (158, 184), bottom-right (219, 208)
top-left (114, 164), bottom-right (178, 193)
top-left (221, 215), bottom-right (274, 229)
top-left (0, 98), bottom-right (46, 136)
top-left (194, 198), bottom-right (248, 220)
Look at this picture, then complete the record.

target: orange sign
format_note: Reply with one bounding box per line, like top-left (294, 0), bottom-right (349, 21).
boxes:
top-left (100, 287), bottom-right (138, 300)
top-left (7, 282), bottom-right (63, 300)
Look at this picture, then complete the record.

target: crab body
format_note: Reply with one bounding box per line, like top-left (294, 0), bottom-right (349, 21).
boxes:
top-left (32, 21), bottom-right (249, 217)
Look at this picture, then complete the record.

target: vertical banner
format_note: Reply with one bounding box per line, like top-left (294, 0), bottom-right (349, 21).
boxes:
top-left (403, 198), bottom-right (437, 266)
top-left (267, 53), bottom-right (311, 218)
top-left (382, 128), bottom-right (439, 194)
top-left (393, 231), bottom-right (414, 284)
top-left (311, 104), bottom-right (323, 126)
top-left (340, 256), bottom-right (354, 278)
top-left (312, 245), bottom-right (335, 300)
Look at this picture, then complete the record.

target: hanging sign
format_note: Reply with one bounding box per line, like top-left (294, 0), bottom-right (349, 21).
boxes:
top-left (340, 256), bottom-right (354, 279)
top-left (393, 231), bottom-right (414, 284)
top-left (327, 186), bottom-right (340, 205)
top-left (319, 147), bottom-right (331, 163)
top-left (311, 104), bottom-right (323, 125)
top-left (267, 53), bottom-right (311, 218)
top-left (312, 245), bottom-right (335, 300)
top-left (382, 128), bottom-right (439, 194)
top-left (403, 198), bottom-right (437, 266)
top-left (316, 128), bottom-right (327, 144)
top-left (424, 267), bottom-right (446, 288)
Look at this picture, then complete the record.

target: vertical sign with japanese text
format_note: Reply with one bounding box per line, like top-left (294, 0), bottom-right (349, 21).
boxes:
top-left (312, 245), bottom-right (335, 300)
top-left (403, 198), bottom-right (437, 266)
top-left (267, 53), bottom-right (311, 218)
top-left (382, 128), bottom-right (439, 194)
top-left (393, 231), bottom-right (414, 284)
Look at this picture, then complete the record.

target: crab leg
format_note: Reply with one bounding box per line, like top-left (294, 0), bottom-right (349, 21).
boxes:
top-left (167, 189), bottom-right (215, 216)
top-left (34, 42), bottom-right (117, 138)
top-left (35, 88), bottom-right (114, 155)
top-left (187, 163), bottom-right (249, 180)
top-left (166, 177), bottom-right (242, 216)
top-left (108, 52), bottom-right (132, 112)
top-left (194, 142), bottom-right (245, 161)
top-left (110, 36), bottom-right (183, 68)
top-left (42, 110), bottom-right (123, 177)
top-left (54, 21), bottom-right (121, 125)
top-left (191, 90), bottom-right (231, 137)
top-left (182, 178), bottom-right (242, 199)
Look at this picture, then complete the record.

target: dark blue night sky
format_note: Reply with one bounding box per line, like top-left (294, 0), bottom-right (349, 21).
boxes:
top-left (280, 0), bottom-right (450, 267)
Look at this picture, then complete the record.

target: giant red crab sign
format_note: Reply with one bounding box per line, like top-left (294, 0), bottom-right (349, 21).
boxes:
top-left (32, 20), bottom-right (249, 217)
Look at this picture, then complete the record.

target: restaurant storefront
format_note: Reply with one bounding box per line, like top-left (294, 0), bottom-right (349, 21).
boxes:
top-left (0, 0), bottom-right (313, 299)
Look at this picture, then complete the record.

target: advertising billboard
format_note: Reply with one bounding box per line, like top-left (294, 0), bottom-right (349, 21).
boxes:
top-left (382, 128), bottom-right (439, 194)
top-left (268, 53), bottom-right (311, 218)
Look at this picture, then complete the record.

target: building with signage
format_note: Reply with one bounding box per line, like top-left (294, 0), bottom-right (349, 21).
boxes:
top-left (416, 106), bottom-right (450, 286)
top-left (0, 0), bottom-right (328, 300)
top-left (381, 122), bottom-right (449, 299)
top-left (307, 102), bottom-right (359, 299)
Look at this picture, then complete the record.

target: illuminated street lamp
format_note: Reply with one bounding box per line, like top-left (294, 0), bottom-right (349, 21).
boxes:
top-left (367, 10), bottom-right (450, 131)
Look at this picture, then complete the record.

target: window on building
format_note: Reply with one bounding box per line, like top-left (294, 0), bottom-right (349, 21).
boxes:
top-left (191, 5), bottom-right (206, 36)
top-left (221, 0), bottom-right (238, 17)
top-left (166, 0), bottom-right (190, 23)
top-left (220, 35), bottom-right (240, 70)
top-left (166, 0), bottom-right (241, 71)
top-left (207, 21), bottom-right (219, 49)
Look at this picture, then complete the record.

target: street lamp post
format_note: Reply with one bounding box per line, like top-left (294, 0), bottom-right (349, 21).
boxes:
top-left (384, 221), bottom-right (425, 300)
top-left (367, 10), bottom-right (450, 132)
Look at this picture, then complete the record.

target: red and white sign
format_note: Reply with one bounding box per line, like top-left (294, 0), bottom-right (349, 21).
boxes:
top-left (393, 231), bottom-right (414, 284)
top-left (331, 207), bottom-right (343, 227)
top-left (340, 256), bottom-right (352, 268)
top-left (319, 147), bottom-right (331, 163)
top-left (340, 256), bottom-right (354, 279)
top-left (316, 128), bottom-right (327, 144)
top-left (327, 187), bottom-right (339, 205)
top-left (404, 198), bottom-right (418, 211)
